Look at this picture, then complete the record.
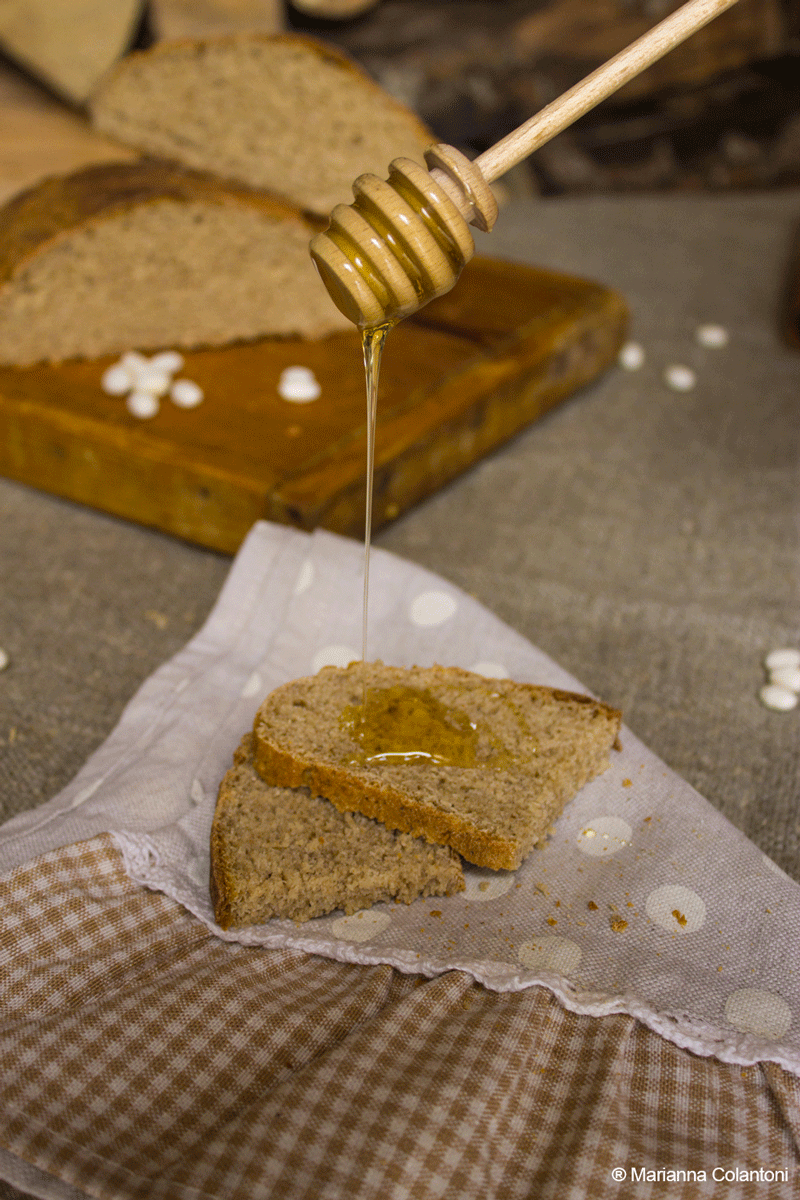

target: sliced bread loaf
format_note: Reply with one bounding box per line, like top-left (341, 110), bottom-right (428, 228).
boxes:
top-left (0, 159), bottom-right (350, 365)
top-left (89, 33), bottom-right (434, 218)
top-left (210, 733), bottom-right (464, 928)
top-left (253, 662), bottom-right (622, 872)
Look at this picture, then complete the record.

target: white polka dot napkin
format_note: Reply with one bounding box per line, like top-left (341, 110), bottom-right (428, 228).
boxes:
top-left (1, 521), bottom-right (798, 1075)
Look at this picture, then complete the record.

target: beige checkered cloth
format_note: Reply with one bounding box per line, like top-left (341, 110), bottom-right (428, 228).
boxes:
top-left (1, 834), bottom-right (798, 1199)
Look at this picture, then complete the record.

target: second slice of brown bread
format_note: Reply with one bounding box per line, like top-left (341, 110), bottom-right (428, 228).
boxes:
top-left (90, 34), bottom-right (434, 218)
top-left (253, 662), bottom-right (623, 872)
top-left (0, 160), bottom-right (350, 365)
top-left (210, 733), bottom-right (464, 928)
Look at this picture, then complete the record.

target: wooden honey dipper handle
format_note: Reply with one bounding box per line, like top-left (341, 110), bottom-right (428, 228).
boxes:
top-left (311, 0), bottom-right (741, 327)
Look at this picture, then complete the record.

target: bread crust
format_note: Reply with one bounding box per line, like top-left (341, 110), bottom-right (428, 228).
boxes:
top-left (211, 732), bottom-right (464, 928)
top-left (253, 735), bottom-right (520, 870)
top-left (0, 159), bottom-right (316, 287)
top-left (209, 733), bottom-right (254, 929)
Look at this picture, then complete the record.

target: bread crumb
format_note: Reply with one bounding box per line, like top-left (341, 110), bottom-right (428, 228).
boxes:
top-left (587, 900), bottom-right (598, 911)
top-left (610, 917), bottom-right (628, 932)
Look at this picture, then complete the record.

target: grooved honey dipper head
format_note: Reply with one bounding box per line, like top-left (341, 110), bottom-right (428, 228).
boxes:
top-left (309, 146), bottom-right (498, 329)
top-left (309, 0), bottom-right (744, 324)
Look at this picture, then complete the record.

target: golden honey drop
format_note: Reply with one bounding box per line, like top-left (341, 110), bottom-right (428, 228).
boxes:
top-left (340, 684), bottom-right (515, 769)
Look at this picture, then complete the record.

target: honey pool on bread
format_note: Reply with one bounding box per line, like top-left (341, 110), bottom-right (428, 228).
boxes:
top-left (340, 683), bottom-right (524, 769)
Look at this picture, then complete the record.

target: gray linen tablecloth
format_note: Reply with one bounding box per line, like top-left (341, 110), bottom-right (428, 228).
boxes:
top-left (2, 189), bottom-right (798, 874)
top-left (1, 190), bottom-right (799, 1200)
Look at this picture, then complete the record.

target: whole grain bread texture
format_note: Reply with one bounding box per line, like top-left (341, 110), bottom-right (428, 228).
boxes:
top-left (90, 33), bottom-right (434, 218)
top-left (211, 733), bottom-right (464, 928)
top-left (253, 662), bottom-right (623, 872)
top-left (0, 159), bottom-right (350, 365)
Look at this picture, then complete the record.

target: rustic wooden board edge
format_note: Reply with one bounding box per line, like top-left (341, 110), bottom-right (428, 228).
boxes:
top-left (0, 257), bottom-right (628, 554)
top-left (0, 392), bottom-right (269, 551)
top-left (272, 285), bottom-right (629, 536)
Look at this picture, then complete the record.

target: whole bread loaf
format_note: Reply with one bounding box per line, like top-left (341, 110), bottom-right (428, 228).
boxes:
top-left (0, 159), bottom-right (350, 365)
top-left (253, 662), bottom-right (623, 871)
top-left (210, 733), bottom-right (464, 928)
top-left (90, 33), bottom-right (434, 218)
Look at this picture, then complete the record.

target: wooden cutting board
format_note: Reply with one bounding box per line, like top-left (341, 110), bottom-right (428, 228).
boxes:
top-left (0, 255), bottom-right (626, 553)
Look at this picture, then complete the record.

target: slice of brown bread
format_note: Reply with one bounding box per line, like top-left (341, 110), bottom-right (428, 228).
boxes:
top-left (89, 33), bottom-right (434, 218)
top-left (0, 158), bottom-right (350, 365)
top-left (253, 662), bottom-right (623, 872)
top-left (210, 733), bottom-right (464, 928)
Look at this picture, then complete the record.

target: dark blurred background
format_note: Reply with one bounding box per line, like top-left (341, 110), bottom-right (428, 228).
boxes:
top-left (1, 0), bottom-right (798, 202)
top-left (279, 0), bottom-right (800, 196)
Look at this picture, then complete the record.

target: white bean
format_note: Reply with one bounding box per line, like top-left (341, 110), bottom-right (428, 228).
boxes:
top-left (149, 350), bottom-right (184, 375)
top-left (618, 342), bottom-right (645, 370)
top-left (135, 368), bottom-right (171, 397)
top-left (664, 364), bottom-right (697, 392)
top-left (280, 365), bottom-right (316, 384)
top-left (759, 684), bottom-right (798, 712)
top-left (101, 363), bottom-right (133, 395)
top-left (126, 391), bottom-right (160, 419)
top-left (120, 351), bottom-right (150, 377)
top-left (278, 366), bottom-right (321, 402)
top-left (695, 323), bottom-right (729, 348)
top-left (279, 379), bottom-right (321, 402)
top-left (764, 648), bottom-right (800, 671)
top-left (170, 379), bottom-right (204, 408)
top-left (769, 665), bottom-right (800, 693)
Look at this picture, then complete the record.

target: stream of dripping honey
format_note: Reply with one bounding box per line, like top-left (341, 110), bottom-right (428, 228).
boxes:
top-left (359, 320), bottom-right (394, 681)
top-left (356, 325), bottom-right (520, 769)
top-left (351, 169), bottom-right (484, 767)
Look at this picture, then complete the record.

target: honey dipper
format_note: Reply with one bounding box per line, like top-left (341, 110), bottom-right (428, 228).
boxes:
top-left (310, 0), bottom-right (740, 328)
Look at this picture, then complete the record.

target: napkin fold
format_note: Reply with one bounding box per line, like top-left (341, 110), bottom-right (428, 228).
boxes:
top-left (1, 520), bottom-right (798, 1075)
